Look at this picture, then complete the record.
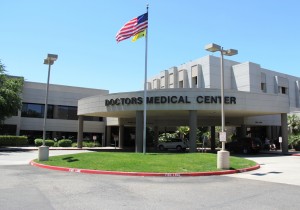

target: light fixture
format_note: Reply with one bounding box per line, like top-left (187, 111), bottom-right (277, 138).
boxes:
top-left (205, 43), bottom-right (238, 169)
top-left (38, 53), bottom-right (58, 161)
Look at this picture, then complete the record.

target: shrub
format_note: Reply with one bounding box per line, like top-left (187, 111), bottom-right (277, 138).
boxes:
top-left (0, 135), bottom-right (28, 146)
top-left (57, 139), bottom-right (72, 147)
top-left (290, 134), bottom-right (300, 151)
top-left (72, 141), bottom-right (101, 147)
top-left (34, 139), bottom-right (55, 147)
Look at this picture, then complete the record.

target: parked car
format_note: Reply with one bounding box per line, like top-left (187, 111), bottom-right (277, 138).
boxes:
top-left (157, 138), bottom-right (188, 152)
top-left (225, 137), bottom-right (262, 154)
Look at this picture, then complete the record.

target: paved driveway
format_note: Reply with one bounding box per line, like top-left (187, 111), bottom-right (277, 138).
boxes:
top-left (226, 154), bottom-right (300, 186)
top-left (1, 149), bottom-right (300, 210)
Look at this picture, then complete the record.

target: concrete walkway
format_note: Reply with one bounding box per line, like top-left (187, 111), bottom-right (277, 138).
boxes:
top-left (226, 153), bottom-right (300, 186)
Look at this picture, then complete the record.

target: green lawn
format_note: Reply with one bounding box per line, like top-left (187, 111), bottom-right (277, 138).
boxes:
top-left (36, 152), bottom-right (257, 173)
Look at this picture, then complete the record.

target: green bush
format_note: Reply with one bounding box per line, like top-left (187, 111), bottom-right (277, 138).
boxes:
top-left (290, 134), bottom-right (300, 151)
top-left (57, 139), bottom-right (72, 147)
top-left (34, 139), bottom-right (55, 147)
top-left (72, 141), bottom-right (101, 147)
top-left (0, 135), bottom-right (28, 146)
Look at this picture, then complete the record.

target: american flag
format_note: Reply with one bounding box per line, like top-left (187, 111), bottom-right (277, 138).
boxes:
top-left (116, 13), bottom-right (148, 42)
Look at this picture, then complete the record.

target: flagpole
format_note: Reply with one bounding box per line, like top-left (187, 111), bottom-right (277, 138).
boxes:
top-left (143, 4), bottom-right (149, 154)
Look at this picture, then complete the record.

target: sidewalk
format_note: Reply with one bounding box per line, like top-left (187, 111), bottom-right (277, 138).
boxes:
top-left (0, 146), bottom-right (123, 151)
top-left (226, 153), bottom-right (300, 186)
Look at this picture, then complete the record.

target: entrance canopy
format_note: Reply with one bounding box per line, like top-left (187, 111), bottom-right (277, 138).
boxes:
top-left (78, 88), bottom-right (289, 127)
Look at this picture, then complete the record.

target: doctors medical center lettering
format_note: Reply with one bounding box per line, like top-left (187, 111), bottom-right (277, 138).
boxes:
top-left (105, 96), bottom-right (236, 106)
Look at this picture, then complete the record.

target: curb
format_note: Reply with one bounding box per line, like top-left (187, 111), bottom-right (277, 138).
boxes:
top-left (30, 160), bottom-right (260, 177)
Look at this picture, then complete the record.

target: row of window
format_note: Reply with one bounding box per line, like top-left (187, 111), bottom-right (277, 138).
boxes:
top-left (21, 103), bottom-right (103, 121)
top-left (260, 82), bottom-right (288, 94)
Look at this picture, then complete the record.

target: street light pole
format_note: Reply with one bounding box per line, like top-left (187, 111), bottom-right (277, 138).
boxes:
top-left (38, 54), bottom-right (58, 161)
top-left (42, 61), bottom-right (52, 145)
top-left (205, 43), bottom-right (238, 169)
top-left (220, 47), bottom-right (225, 151)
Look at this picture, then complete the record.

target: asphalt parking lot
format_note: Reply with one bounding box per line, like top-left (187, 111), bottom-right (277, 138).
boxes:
top-left (1, 149), bottom-right (300, 210)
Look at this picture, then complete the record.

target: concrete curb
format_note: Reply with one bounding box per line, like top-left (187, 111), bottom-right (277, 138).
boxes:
top-left (30, 160), bottom-right (260, 177)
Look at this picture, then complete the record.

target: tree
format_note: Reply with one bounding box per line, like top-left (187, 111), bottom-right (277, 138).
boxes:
top-left (288, 114), bottom-right (300, 134)
top-left (176, 126), bottom-right (190, 139)
top-left (287, 114), bottom-right (300, 150)
top-left (0, 60), bottom-right (24, 123)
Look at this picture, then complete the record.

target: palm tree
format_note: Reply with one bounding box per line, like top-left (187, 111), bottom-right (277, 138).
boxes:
top-left (288, 114), bottom-right (300, 134)
top-left (176, 126), bottom-right (190, 139)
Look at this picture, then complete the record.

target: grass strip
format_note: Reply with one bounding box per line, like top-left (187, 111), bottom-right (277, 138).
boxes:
top-left (35, 152), bottom-right (257, 173)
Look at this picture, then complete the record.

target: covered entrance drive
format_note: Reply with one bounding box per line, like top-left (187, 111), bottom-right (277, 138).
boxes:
top-left (77, 89), bottom-right (289, 154)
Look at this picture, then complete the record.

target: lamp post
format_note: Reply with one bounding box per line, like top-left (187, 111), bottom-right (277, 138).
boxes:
top-left (38, 54), bottom-right (58, 161)
top-left (205, 43), bottom-right (238, 169)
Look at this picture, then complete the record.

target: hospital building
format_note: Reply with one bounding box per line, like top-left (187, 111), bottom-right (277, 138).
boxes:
top-left (2, 55), bottom-right (300, 153)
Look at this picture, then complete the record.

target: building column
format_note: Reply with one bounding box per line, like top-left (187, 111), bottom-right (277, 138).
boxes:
top-left (266, 126), bottom-right (272, 139)
top-left (106, 126), bottom-right (111, 147)
top-left (77, 115), bottom-right (83, 148)
top-left (281, 113), bottom-right (288, 154)
top-left (210, 126), bottom-right (216, 152)
top-left (119, 123), bottom-right (124, 149)
top-left (135, 111), bottom-right (143, 153)
top-left (189, 110), bottom-right (197, 153)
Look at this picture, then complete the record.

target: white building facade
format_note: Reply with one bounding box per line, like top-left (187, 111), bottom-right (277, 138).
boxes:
top-left (2, 55), bottom-right (299, 152)
top-left (2, 81), bottom-right (108, 144)
top-left (78, 55), bottom-right (300, 153)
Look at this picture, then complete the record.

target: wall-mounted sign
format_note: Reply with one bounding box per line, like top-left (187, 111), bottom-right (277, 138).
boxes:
top-left (105, 95), bottom-right (237, 106)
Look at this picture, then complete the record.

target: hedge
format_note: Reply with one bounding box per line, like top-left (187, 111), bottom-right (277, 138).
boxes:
top-left (0, 135), bottom-right (28, 146)
top-left (72, 141), bottom-right (101, 147)
top-left (57, 139), bottom-right (72, 147)
top-left (34, 139), bottom-right (55, 147)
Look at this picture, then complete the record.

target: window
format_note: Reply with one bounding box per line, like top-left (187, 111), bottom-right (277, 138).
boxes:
top-left (21, 103), bottom-right (53, 118)
top-left (278, 86), bottom-right (288, 95)
top-left (179, 80), bottom-right (183, 88)
top-left (54, 106), bottom-right (77, 120)
top-left (0, 124), bottom-right (17, 135)
top-left (84, 116), bottom-right (103, 121)
top-left (261, 83), bottom-right (266, 92)
top-left (261, 73), bottom-right (267, 93)
top-left (160, 76), bottom-right (165, 89)
top-left (192, 76), bottom-right (198, 88)
top-left (275, 76), bottom-right (288, 95)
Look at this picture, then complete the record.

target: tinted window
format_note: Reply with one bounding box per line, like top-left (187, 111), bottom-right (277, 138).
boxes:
top-left (21, 103), bottom-right (53, 118)
top-left (54, 106), bottom-right (77, 120)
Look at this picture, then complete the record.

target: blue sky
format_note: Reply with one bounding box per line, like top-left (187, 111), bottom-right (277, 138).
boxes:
top-left (1, 0), bottom-right (299, 93)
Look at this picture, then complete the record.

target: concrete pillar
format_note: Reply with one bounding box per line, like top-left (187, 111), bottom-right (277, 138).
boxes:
top-left (77, 115), bottom-right (83, 148)
top-left (281, 113), bottom-right (288, 154)
top-left (106, 126), bottom-right (111, 147)
top-left (38, 145), bottom-right (49, 161)
top-left (189, 110), bottom-right (197, 153)
top-left (210, 126), bottom-right (216, 152)
top-left (270, 126), bottom-right (276, 140)
top-left (136, 111), bottom-right (143, 153)
top-left (266, 126), bottom-right (272, 139)
top-left (119, 124), bottom-right (124, 149)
